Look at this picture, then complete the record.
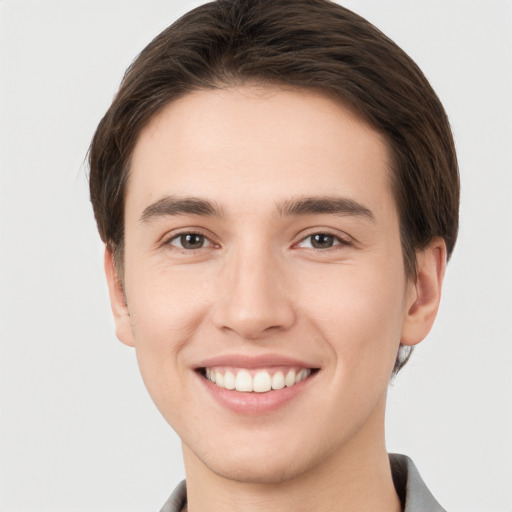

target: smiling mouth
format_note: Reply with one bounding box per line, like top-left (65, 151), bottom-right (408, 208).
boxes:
top-left (199, 366), bottom-right (318, 393)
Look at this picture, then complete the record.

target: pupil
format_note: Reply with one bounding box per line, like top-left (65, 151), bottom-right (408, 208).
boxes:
top-left (312, 234), bottom-right (333, 248)
top-left (182, 234), bottom-right (203, 249)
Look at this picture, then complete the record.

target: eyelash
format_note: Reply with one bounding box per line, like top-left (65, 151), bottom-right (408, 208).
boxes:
top-left (295, 231), bottom-right (353, 250)
top-left (164, 230), bottom-right (352, 252)
top-left (165, 231), bottom-right (215, 251)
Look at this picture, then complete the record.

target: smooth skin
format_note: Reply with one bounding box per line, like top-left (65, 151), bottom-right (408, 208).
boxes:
top-left (105, 85), bottom-right (446, 512)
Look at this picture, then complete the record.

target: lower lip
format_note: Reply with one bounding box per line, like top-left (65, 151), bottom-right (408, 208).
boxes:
top-left (198, 372), bottom-right (316, 415)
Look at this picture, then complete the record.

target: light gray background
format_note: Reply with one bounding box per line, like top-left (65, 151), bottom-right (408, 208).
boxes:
top-left (0, 1), bottom-right (511, 511)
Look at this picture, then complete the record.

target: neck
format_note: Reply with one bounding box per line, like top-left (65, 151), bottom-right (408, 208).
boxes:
top-left (181, 397), bottom-right (401, 512)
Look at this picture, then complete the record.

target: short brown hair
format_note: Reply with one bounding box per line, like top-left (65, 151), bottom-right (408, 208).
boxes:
top-left (89, 0), bottom-right (459, 373)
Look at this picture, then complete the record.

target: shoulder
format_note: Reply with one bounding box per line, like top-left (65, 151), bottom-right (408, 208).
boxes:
top-left (159, 480), bottom-right (187, 512)
top-left (390, 453), bottom-right (447, 512)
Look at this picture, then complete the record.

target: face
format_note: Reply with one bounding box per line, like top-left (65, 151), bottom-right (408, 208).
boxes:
top-left (108, 85), bottom-right (432, 484)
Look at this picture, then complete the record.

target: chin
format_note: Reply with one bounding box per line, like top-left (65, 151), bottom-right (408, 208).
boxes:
top-left (203, 454), bottom-right (310, 485)
top-left (189, 436), bottom-right (329, 486)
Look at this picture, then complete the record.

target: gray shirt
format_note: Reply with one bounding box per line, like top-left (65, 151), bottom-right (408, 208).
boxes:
top-left (159, 453), bottom-right (446, 512)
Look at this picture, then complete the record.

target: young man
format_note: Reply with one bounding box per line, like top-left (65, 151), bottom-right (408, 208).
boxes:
top-left (89, 1), bottom-right (459, 510)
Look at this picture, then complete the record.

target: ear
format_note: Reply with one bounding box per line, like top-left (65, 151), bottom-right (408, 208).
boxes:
top-left (104, 247), bottom-right (135, 347)
top-left (401, 238), bottom-right (447, 346)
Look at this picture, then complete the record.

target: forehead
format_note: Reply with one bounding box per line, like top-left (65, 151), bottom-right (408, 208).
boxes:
top-left (127, 85), bottom-right (395, 221)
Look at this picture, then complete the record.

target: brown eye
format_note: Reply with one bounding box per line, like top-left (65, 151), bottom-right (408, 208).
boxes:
top-left (310, 234), bottom-right (335, 249)
top-left (297, 233), bottom-right (349, 250)
top-left (169, 233), bottom-right (211, 250)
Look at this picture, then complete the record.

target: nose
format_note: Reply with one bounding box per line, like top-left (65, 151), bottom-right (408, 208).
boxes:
top-left (212, 245), bottom-right (297, 340)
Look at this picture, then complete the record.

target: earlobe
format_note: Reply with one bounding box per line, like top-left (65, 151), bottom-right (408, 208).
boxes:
top-left (401, 238), bottom-right (447, 346)
top-left (104, 247), bottom-right (135, 347)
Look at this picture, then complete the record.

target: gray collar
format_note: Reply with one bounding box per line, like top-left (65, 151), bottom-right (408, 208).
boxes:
top-left (389, 453), bottom-right (446, 511)
top-left (160, 454), bottom-right (446, 512)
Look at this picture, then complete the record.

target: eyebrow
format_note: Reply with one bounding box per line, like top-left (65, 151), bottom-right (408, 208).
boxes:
top-left (139, 194), bottom-right (374, 223)
top-left (139, 196), bottom-right (224, 223)
top-left (277, 196), bottom-right (375, 221)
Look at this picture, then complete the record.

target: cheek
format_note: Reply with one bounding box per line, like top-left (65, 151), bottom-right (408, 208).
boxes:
top-left (301, 262), bottom-right (407, 372)
top-left (123, 265), bottom-right (214, 394)
top-left (126, 263), bottom-right (212, 340)
top-left (124, 279), bottom-right (209, 423)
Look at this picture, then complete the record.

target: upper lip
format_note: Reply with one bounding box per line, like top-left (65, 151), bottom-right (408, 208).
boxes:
top-left (195, 353), bottom-right (318, 370)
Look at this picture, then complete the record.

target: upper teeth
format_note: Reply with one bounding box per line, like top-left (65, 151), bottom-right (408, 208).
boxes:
top-left (204, 368), bottom-right (311, 393)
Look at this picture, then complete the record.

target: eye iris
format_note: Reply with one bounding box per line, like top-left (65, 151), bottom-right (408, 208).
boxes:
top-left (311, 234), bottom-right (334, 249)
top-left (181, 234), bottom-right (204, 249)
